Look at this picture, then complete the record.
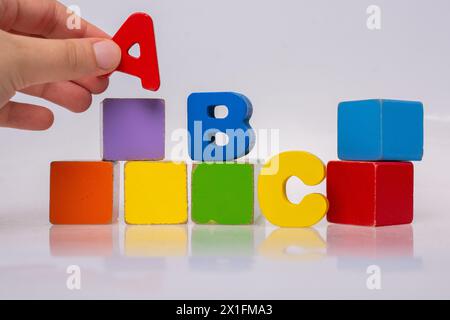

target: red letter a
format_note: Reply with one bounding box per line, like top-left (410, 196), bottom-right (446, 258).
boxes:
top-left (112, 13), bottom-right (161, 91)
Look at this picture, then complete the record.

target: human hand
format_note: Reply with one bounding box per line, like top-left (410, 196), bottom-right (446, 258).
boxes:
top-left (0, 0), bottom-right (121, 130)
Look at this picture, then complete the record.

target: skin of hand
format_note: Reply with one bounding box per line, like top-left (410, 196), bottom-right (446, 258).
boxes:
top-left (0, 0), bottom-right (122, 130)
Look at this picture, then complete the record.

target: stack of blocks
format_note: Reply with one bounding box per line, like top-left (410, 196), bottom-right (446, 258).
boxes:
top-left (50, 97), bottom-right (177, 225)
top-left (50, 96), bottom-right (259, 226)
top-left (326, 99), bottom-right (424, 227)
top-left (49, 12), bottom-right (180, 225)
top-left (48, 12), bottom-right (425, 229)
top-left (49, 13), bottom-right (259, 226)
top-left (188, 92), bottom-right (258, 225)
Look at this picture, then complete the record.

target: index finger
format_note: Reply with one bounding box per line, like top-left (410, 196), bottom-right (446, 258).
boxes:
top-left (0, 0), bottom-right (109, 39)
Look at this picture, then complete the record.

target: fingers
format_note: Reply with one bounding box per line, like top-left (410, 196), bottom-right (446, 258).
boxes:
top-left (20, 81), bottom-right (92, 113)
top-left (20, 76), bottom-right (110, 112)
top-left (73, 75), bottom-right (109, 95)
top-left (4, 78), bottom-right (108, 131)
top-left (0, 0), bottom-right (109, 39)
top-left (7, 32), bottom-right (121, 90)
top-left (0, 101), bottom-right (54, 130)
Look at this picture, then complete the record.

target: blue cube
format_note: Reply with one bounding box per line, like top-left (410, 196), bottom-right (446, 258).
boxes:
top-left (338, 99), bottom-right (423, 161)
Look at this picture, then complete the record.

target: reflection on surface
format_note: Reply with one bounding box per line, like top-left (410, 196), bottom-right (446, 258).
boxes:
top-left (47, 222), bottom-right (420, 272)
top-left (190, 225), bottom-right (265, 271)
top-left (327, 224), bottom-right (422, 271)
top-left (327, 224), bottom-right (414, 258)
top-left (259, 228), bottom-right (326, 262)
top-left (125, 225), bottom-right (188, 257)
top-left (192, 225), bottom-right (264, 256)
top-left (49, 225), bottom-right (118, 257)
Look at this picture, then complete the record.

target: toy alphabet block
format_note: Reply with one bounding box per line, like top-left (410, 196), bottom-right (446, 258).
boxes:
top-left (257, 151), bottom-right (328, 227)
top-left (326, 161), bottom-right (414, 227)
top-left (112, 13), bottom-right (160, 91)
top-left (125, 161), bottom-right (187, 224)
top-left (338, 99), bottom-right (423, 161)
top-left (188, 92), bottom-right (255, 161)
top-left (102, 98), bottom-right (165, 161)
top-left (50, 161), bottom-right (119, 224)
top-left (191, 162), bottom-right (259, 225)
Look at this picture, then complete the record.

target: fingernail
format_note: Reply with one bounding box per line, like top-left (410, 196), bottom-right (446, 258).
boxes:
top-left (93, 40), bottom-right (121, 70)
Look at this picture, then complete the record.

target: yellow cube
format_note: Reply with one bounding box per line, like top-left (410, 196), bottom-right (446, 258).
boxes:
top-left (125, 161), bottom-right (188, 224)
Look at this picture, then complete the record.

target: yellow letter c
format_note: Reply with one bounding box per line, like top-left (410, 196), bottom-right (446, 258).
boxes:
top-left (257, 151), bottom-right (328, 227)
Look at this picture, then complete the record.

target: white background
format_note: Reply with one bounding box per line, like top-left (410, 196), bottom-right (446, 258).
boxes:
top-left (0, 0), bottom-right (450, 299)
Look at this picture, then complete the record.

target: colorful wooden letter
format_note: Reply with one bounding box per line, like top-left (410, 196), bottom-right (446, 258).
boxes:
top-left (50, 161), bottom-right (119, 225)
top-left (188, 92), bottom-right (255, 161)
top-left (338, 99), bottom-right (423, 161)
top-left (102, 98), bottom-right (165, 161)
top-left (125, 161), bottom-right (187, 224)
top-left (191, 163), bottom-right (258, 225)
top-left (326, 161), bottom-right (414, 227)
top-left (112, 13), bottom-right (160, 91)
top-left (257, 151), bottom-right (328, 228)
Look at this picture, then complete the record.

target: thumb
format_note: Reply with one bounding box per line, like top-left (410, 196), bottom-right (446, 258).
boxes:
top-left (9, 34), bottom-right (121, 89)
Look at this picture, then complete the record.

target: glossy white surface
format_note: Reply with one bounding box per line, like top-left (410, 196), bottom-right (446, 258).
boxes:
top-left (0, 208), bottom-right (449, 299)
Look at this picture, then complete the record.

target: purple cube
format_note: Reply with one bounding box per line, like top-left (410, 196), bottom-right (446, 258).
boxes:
top-left (102, 99), bottom-right (165, 161)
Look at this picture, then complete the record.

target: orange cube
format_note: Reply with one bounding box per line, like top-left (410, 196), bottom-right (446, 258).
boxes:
top-left (50, 161), bottom-right (119, 224)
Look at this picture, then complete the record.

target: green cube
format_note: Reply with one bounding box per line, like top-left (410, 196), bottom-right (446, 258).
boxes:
top-left (191, 163), bottom-right (257, 225)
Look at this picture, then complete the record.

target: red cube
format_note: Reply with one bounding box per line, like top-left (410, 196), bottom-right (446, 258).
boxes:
top-left (326, 161), bottom-right (414, 227)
